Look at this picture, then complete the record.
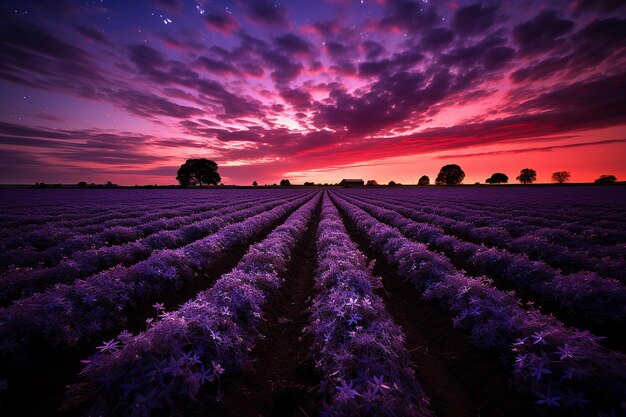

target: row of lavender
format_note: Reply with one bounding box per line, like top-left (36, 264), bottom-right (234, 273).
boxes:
top-left (0, 194), bottom-right (304, 304)
top-left (66, 193), bottom-right (322, 416)
top-left (329, 191), bottom-right (626, 417)
top-left (0, 194), bottom-right (270, 270)
top-left (0, 189), bottom-right (225, 229)
top-left (308, 194), bottom-right (433, 416)
top-left (372, 191), bottom-right (626, 255)
top-left (0, 192), bottom-right (315, 366)
top-left (0, 197), bottom-right (235, 251)
top-left (337, 191), bottom-right (626, 336)
top-left (0, 190), bottom-right (302, 250)
top-left (345, 189), bottom-right (625, 271)
top-left (378, 187), bottom-right (626, 231)
top-left (64, 193), bottom-right (437, 417)
top-left (362, 187), bottom-right (626, 241)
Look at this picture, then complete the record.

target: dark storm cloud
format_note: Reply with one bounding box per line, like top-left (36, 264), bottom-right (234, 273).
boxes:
top-left (274, 34), bottom-right (312, 56)
top-left (111, 89), bottom-right (204, 119)
top-left (513, 71), bottom-right (626, 124)
top-left (420, 27), bottom-right (455, 51)
top-left (0, 121), bottom-right (71, 140)
top-left (128, 45), bottom-right (167, 78)
top-left (0, 122), bottom-right (169, 167)
top-left (261, 50), bottom-right (304, 84)
top-left (436, 138), bottom-right (626, 159)
top-left (511, 17), bottom-right (626, 83)
top-left (572, 0), bottom-right (626, 14)
top-left (379, 0), bottom-right (439, 32)
top-left (325, 42), bottom-right (349, 60)
top-left (74, 25), bottom-right (112, 45)
top-left (452, 4), bottom-right (499, 36)
top-left (361, 41), bottom-right (385, 60)
top-left (513, 10), bottom-right (575, 55)
top-left (279, 88), bottom-right (313, 110)
top-left (204, 12), bottom-right (238, 32)
top-left (196, 56), bottom-right (240, 75)
top-left (1, 21), bottom-right (90, 63)
top-left (240, 0), bottom-right (288, 27)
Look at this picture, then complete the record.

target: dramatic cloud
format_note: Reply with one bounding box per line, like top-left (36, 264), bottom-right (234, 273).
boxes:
top-left (1, 0), bottom-right (625, 184)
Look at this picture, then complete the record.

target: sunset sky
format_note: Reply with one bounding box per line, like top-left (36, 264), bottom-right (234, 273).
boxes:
top-left (1, 0), bottom-right (625, 185)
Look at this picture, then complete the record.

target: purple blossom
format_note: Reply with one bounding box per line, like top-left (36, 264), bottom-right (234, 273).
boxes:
top-left (556, 344), bottom-right (578, 360)
top-left (370, 375), bottom-right (391, 396)
top-left (335, 379), bottom-right (360, 400)
top-left (535, 388), bottom-right (562, 407)
top-left (96, 339), bottom-right (120, 354)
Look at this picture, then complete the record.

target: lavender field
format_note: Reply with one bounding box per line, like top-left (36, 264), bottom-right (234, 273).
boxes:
top-left (1, 187), bottom-right (625, 417)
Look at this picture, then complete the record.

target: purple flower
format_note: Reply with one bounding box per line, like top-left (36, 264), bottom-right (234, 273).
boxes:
top-left (96, 339), bottom-right (119, 354)
top-left (556, 344), bottom-right (578, 360)
top-left (370, 375), bottom-right (391, 396)
top-left (512, 337), bottom-right (528, 347)
top-left (162, 356), bottom-right (186, 376)
top-left (347, 314), bottom-right (362, 326)
top-left (336, 379), bottom-right (360, 400)
top-left (531, 331), bottom-right (549, 345)
top-left (563, 390), bottom-right (589, 409)
top-left (529, 363), bottom-right (552, 381)
top-left (212, 361), bottom-right (225, 376)
top-left (535, 388), bottom-right (562, 407)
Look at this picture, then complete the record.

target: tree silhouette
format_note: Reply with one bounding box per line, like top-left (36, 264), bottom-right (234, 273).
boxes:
top-left (252, 181), bottom-right (258, 186)
top-left (435, 164), bottom-right (465, 185)
top-left (516, 168), bottom-right (537, 184)
top-left (366, 180), bottom-right (379, 186)
top-left (388, 180), bottom-right (397, 186)
top-left (176, 159), bottom-right (221, 186)
top-left (595, 175), bottom-right (617, 184)
top-left (418, 175), bottom-right (430, 185)
top-left (279, 179), bottom-right (291, 186)
top-left (485, 173), bottom-right (509, 184)
top-left (551, 171), bottom-right (571, 184)
top-left (77, 181), bottom-right (87, 187)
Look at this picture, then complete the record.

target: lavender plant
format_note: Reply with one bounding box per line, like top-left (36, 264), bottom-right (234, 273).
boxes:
top-left (67, 193), bottom-right (321, 416)
top-left (306, 193), bottom-right (433, 417)
top-left (330, 192), bottom-right (626, 417)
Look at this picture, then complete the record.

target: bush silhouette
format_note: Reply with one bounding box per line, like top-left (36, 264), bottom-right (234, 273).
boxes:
top-left (418, 175), bottom-right (430, 185)
top-left (280, 179), bottom-right (291, 186)
top-left (595, 175), bottom-right (617, 184)
top-left (485, 173), bottom-right (508, 184)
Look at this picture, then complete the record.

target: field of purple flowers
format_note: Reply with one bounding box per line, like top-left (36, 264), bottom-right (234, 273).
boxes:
top-left (0, 186), bottom-right (625, 417)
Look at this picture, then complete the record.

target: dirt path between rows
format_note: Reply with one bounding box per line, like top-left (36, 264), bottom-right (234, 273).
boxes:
top-left (204, 201), bottom-right (322, 417)
top-left (334, 194), bottom-right (535, 417)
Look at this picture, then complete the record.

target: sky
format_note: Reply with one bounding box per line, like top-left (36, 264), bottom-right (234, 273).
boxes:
top-left (0, 0), bottom-right (625, 185)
